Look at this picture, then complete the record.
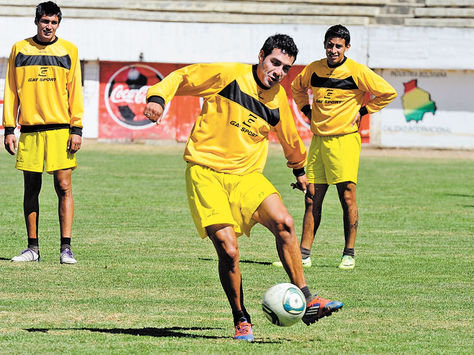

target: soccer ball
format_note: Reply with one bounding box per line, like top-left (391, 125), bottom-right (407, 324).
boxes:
top-left (262, 283), bottom-right (307, 327)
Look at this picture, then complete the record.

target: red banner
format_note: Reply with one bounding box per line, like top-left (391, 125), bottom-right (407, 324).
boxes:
top-left (98, 62), bottom-right (369, 143)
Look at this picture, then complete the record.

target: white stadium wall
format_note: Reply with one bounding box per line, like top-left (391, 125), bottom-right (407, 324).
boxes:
top-left (1, 17), bottom-right (473, 149)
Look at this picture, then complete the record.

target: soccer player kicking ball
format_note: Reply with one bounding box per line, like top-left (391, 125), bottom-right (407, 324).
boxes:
top-left (2, 1), bottom-right (83, 264)
top-left (144, 34), bottom-right (343, 342)
top-left (287, 25), bottom-right (397, 270)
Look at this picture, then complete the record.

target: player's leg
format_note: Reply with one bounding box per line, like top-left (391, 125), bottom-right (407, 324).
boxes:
top-left (300, 135), bottom-right (329, 265)
top-left (12, 131), bottom-right (44, 262)
top-left (253, 193), bottom-right (306, 287)
top-left (53, 168), bottom-right (77, 264)
top-left (336, 181), bottom-right (357, 269)
top-left (207, 224), bottom-right (253, 341)
top-left (23, 171), bottom-right (42, 240)
top-left (253, 193), bottom-right (343, 324)
top-left (11, 171), bottom-right (43, 262)
top-left (331, 132), bottom-right (360, 270)
top-left (185, 164), bottom-right (253, 341)
top-left (300, 183), bottom-right (329, 260)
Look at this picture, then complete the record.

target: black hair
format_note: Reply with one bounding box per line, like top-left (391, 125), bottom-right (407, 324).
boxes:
top-left (260, 34), bottom-right (298, 61)
top-left (35, 1), bottom-right (62, 24)
top-left (324, 25), bottom-right (350, 46)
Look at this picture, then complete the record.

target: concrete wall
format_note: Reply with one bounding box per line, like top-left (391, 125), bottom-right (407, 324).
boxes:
top-left (1, 16), bottom-right (474, 148)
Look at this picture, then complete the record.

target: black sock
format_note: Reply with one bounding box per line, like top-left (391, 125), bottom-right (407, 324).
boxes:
top-left (233, 310), bottom-right (247, 326)
top-left (60, 237), bottom-right (71, 252)
top-left (300, 286), bottom-right (313, 304)
top-left (300, 247), bottom-right (311, 259)
top-left (28, 238), bottom-right (39, 253)
top-left (343, 247), bottom-right (354, 257)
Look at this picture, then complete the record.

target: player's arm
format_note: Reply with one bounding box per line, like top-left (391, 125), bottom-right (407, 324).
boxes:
top-left (274, 92), bottom-right (308, 192)
top-left (67, 47), bottom-right (84, 139)
top-left (3, 45), bottom-right (19, 155)
top-left (356, 66), bottom-right (397, 117)
top-left (66, 45), bottom-right (83, 152)
top-left (291, 65), bottom-right (313, 120)
top-left (145, 63), bottom-right (230, 124)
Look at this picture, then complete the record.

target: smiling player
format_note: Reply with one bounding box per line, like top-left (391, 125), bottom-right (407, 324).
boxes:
top-left (289, 25), bottom-right (397, 270)
top-left (144, 34), bottom-right (343, 341)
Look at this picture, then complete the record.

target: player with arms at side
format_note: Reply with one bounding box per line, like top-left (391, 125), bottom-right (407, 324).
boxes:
top-left (2, 1), bottom-right (83, 264)
top-left (144, 34), bottom-right (343, 341)
top-left (283, 25), bottom-right (397, 270)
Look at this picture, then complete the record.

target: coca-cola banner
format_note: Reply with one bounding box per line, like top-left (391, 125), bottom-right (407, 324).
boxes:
top-left (99, 61), bottom-right (201, 141)
top-left (99, 61), bottom-right (369, 143)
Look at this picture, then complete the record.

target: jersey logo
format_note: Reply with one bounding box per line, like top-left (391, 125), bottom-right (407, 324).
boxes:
top-left (38, 67), bottom-right (48, 77)
top-left (15, 53), bottom-right (71, 70)
top-left (218, 80), bottom-right (280, 126)
top-left (311, 72), bottom-right (358, 90)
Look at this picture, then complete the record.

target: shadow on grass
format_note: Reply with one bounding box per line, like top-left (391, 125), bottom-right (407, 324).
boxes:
top-left (0, 257), bottom-right (11, 260)
top-left (24, 326), bottom-right (282, 343)
top-left (199, 257), bottom-right (272, 266)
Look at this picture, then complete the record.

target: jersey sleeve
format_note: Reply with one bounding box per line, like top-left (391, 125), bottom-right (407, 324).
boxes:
top-left (355, 65), bottom-right (397, 114)
top-left (273, 89), bottom-right (307, 170)
top-left (2, 44), bottom-right (19, 133)
top-left (147, 63), bottom-right (235, 104)
top-left (67, 44), bottom-right (84, 131)
top-left (291, 63), bottom-right (313, 111)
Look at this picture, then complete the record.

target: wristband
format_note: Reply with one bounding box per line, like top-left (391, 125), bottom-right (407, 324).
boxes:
top-left (293, 168), bottom-right (305, 177)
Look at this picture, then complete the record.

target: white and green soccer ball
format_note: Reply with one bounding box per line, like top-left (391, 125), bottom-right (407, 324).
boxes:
top-left (262, 283), bottom-right (306, 327)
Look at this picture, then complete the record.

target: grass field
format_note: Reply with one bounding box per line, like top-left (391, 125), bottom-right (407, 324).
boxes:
top-left (0, 141), bottom-right (472, 354)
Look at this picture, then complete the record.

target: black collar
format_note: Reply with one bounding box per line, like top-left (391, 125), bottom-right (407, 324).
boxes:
top-left (252, 64), bottom-right (271, 90)
top-left (327, 56), bottom-right (347, 68)
top-left (33, 35), bottom-right (58, 46)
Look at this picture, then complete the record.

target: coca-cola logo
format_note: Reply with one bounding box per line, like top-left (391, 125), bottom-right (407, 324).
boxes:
top-left (104, 64), bottom-right (164, 129)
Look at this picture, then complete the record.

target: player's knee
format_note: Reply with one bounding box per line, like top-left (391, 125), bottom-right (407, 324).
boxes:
top-left (274, 213), bottom-right (294, 234)
top-left (54, 179), bottom-right (72, 196)
top-left (220, 243), bottom-right (240, 268)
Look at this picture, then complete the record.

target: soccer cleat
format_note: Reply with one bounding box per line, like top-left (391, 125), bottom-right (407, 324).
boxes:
top-left (60, 248), bottom-right (77, 264)
top-left (11, 248), bottom-right (40, 262)
top-left (302, 256), bottom-right (312, 268)
top-left (272, 256), bottom-right (312, 268)
top-left (302, 295), bottom-right (343, 325)
top-left (233, 321), bottom-right (254, 342)
top-left (339, 255), bottom-right (355, 270)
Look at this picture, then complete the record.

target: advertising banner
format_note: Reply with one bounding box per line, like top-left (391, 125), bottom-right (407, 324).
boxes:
top-left (99, 61), bottom-right (201, 141)
top-left (378, 69), bottom-right (474, 149)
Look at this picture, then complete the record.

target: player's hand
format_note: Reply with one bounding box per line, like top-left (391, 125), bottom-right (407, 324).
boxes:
top-left (351, 112), bottom-right (361, 127)
top-left (4, 134), bottom-right (17, 155)
top-left (143, 102), bottom-right (164, 125)
top-left (67, 134), bottom-right (82, 154)
top-left (290, 174), bottom-right (308, 193)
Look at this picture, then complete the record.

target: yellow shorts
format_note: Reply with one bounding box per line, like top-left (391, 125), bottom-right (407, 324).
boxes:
top-left (16, 129), bottom-right (77, 173)
top-left (185, 163), bottom-right (279, 238)
top-left (306, 132), bottom-right (361, 185)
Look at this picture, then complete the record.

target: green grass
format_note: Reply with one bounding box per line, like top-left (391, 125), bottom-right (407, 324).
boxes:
top-left (0, 142), bottom-right (473, 354)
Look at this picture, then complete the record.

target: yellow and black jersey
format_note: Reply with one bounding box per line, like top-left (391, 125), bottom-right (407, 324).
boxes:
top-left (147, 62), bottom-right (306, 175)
top-left (2, 36), bottom-right (83, 136)
top-left (292, 57), bottom-right (397, 136)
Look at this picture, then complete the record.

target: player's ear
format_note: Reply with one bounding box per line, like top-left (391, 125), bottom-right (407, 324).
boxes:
top-left (258, 50), bottom-right (264, 63)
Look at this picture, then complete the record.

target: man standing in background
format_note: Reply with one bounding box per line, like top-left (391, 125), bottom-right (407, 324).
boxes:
top-left (2, 1), bottom-right (84, 264)
top-left (286, 24), bottom-right (397, 270)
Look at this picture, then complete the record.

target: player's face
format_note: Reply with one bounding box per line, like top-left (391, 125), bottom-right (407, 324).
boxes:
top-left (257, 48), bottom-right (295, 88)
top-left (325, 37), bottom-right (350, 66)
top-left (36, 14), bottom-right (59, 42)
